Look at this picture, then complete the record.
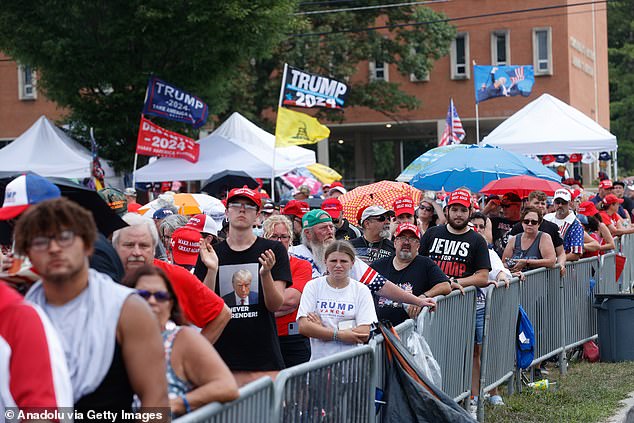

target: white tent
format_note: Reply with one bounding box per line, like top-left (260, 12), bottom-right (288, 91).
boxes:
top-left (135, 112), bottom-right (317, 182)
top-left (482, 94), bottom-right (617, 155)
top-left (0, 115), bottom-right (115, 179)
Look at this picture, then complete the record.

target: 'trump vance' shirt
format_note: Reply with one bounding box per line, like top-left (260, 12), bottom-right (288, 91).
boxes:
top-left (209, 237), bottom-right (292, 371)
top-left (419, 225), bottom-right (491, 278)
top-left (296, 276), bottom-right (377, 361)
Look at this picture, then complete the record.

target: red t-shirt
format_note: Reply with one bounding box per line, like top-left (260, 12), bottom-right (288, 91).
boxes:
top-left (153, 259), bottom-right (225, 328)
top-left (276, 256), bottom-right (312, 336)
top-left (599, 211), bottom-right (621, 227)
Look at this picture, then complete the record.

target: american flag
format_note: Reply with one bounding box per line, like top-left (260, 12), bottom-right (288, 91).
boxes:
top-left (438, 98), bottom-right (465, 146)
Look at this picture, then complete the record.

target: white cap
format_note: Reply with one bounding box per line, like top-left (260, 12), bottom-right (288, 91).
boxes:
top-left (361, 205), bottom-right (392, 224)
top-left (329, 186), bottom-right (347, 195)
top-left (554, 188), bottom-right (571, 202)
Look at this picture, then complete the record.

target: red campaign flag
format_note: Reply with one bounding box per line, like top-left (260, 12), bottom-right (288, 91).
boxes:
top-left (136, 117), bottom-right (200, 163)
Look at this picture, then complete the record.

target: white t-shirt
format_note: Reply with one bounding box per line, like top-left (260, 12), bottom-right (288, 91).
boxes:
top-left (296, 276), bottom-right (378, 361)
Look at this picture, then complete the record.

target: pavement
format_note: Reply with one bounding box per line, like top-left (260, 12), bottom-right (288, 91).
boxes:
top-left (604, 391), bottom-right (634, 423)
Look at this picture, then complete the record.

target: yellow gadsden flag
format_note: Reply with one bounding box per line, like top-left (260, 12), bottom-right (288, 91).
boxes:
top-left (275, 107), bottom-right (330, 147)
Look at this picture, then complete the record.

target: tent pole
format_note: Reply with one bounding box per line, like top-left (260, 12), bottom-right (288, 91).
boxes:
top-left (272, 63), bottom-right (289, 203)
top-left (132, 153), bottom-right (139, 188)
top-left (475, 103), bottom-right (480, 145)
top-left (613, 150), bottom-right (618, 180)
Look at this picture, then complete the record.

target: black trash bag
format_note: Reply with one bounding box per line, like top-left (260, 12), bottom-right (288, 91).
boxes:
top-left (379, 322), bottom-right (475, 423)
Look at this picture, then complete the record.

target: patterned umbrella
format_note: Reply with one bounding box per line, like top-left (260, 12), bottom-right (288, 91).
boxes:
top-left (338, 181), bottom-right (422, 223)
top-left (138, 193), bottom-right (225, 216)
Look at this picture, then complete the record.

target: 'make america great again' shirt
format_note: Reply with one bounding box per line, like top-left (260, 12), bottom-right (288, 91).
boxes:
top-left (419, 225), bottom-right (491, 278)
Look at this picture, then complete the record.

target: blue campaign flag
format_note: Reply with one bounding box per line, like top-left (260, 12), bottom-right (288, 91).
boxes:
top-left (142, 76), bottom-right (209, 128)
top-left (474, 65), bottom-right (535, 104)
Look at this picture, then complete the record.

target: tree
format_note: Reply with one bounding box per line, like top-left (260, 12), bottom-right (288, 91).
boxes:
top-left (0, 0), bottom-right (296, 171)
top-left (608, 0), bottom-right (634, 174)
top-left (222, 4), bottom-right (456, 128)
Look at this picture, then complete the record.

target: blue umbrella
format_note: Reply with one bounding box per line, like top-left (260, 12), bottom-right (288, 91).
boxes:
top-left (396, 144), bottom-right (468, 182)
top-left (409, 144), bottom-right (561, 192)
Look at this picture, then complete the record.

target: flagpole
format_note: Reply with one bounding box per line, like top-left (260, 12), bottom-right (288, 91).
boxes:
top-left (475, 103), bottom-right (480, 145)
top-left (272, 63), bottom-right (289, 203)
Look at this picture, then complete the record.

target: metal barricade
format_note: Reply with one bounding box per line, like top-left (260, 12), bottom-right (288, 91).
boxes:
top-left (272, 345), bottom-right (375, 423)
top-left (419, 287), bottom-right (477, 402)
top-left (562, 257), bottom-right (600, 350)
top-left (617, 234), bottom-right (634, 291)
top-left (479, 278), bottom-right (521, 397)
top-left (598, 252), bottom-right (619, 294)
top-left (174, 377), bottom-right (273, 423)
top-left (519, 267), bottom-right (562, 365)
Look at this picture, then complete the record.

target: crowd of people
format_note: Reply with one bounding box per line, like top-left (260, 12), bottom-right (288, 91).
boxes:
top-left (2, 172), bottom-right (633, 420)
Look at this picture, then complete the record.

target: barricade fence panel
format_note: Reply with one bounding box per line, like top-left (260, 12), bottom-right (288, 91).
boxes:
top-left (480, 278), bottom-right (521, 394)
top-left (563, 257), bottom-right (599, 349)
top-left (419, 287), bottom-right (477, 402)
top-left (519, 267), bottom-right (562, 365)
top-left (174, 376), bottom-right (273, 423)
top-left (272, 345), bottom-right (375, 423)
top-left (619, 235), bottom-right (634, 290)
top-left (599, 252), bottom-right (618, 294)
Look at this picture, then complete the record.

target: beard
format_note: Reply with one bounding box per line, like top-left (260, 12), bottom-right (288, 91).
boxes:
top-left (397, 250), bottom-right (414, 261)
top-left (448, 216), bottom-right (469, 230)
top-left (302, 231), bottom-right (334, 271)
top-left (379, 229), bottom-right (392, 239)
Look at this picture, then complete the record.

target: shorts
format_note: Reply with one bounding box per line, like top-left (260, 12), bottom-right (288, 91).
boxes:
top-left (474, 307), bottom-right (485, 345)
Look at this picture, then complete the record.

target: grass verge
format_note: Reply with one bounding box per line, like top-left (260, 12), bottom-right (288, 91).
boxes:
top-left (485, 359), bottom-right (634, 423)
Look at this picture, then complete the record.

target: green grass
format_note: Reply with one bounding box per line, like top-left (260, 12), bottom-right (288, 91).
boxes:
top-left (485, 359), bottom-right (634, 423)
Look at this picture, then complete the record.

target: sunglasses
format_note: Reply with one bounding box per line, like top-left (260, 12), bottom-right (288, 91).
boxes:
top-left (554, 199), bottom-right (568, 205)
top-left (136, 289), bottom-right (171, 302)
top-left (501, 203), bottom-right (519, 208)
top-left (420, 206), bottom-right (433, 212)
top-left (370, 215), bottom-right (389, 222)
top-left (522, 219), bottom-right (540, 226)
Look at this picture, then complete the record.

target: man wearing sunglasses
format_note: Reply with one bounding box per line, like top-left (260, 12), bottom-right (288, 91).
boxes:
top-left (17, 198), bottom-right (168, 412)
top-left (488, 192), bottom-right (522, 258)
top-left (543, 189), bottom-right (585, 261)
top-left (350, 206), bottom-right (395, 265)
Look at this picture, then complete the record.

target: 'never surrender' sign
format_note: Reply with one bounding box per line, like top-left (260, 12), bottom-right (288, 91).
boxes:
top-left (282, 65), bottom-right (349, 109)
top-left (142, 77), bottom-right (209, 128)
top-left (136, 117), bottom-right (200, 163)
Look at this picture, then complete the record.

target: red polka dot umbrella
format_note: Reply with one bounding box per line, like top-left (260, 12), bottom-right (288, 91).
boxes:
top-left (338, 181), bottom-right (423, 224)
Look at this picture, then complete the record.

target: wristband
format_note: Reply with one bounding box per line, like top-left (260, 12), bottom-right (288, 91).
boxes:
top-left (181, 394), bottom-right (192, 414)
top-left (333, 327), bottom-right (338, 342)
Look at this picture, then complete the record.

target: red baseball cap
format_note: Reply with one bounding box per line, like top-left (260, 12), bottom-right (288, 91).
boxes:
top-left (394, 223), bottom-right (421, 238)
top-left (578, 201), bottom-right (599, 216)
top-left (185, 214), bottom-right (219, 236)
top-left (393, 196), bottom-right (415, 217)
top-left (447, 189), bottom-right (471, 208)
top-left (283, 200), bottom-right (310, 218)
top-left (226, 185), bottom-right (262, 209)
top-left (599, 180), bottom-right (613, 190)
top-left (321, 198), bottom-right (343, 219)
top-left (603, 194), bottom-right (624, 205)
top-left (170, 227), bottom-right (201, 266)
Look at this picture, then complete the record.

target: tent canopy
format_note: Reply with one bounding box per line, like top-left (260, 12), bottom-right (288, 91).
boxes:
top-left (0, 115), bottom-right (114, 179)
top-left (482, 93), bottom-right (617, 155)
top-left (135, 112), bottom-right (316, 182)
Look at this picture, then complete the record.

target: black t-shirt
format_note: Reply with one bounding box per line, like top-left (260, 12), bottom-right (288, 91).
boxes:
top-left (89, 233), bottom-right (125, 283)
top-left (509, 219), bottom-right (563, 249)
top-left (335, 219), bottom-right (361, 241)
top-left (370, 255), bottom-right (448, 326)
top-left (203, 237), bottom-right (292, 371)
top-left (622, 197), bottom-right (634, 218)
top-left (419, 225), bottom-right (491, 278)
top-left (490, 216), bottom-right (519, 257)
top-left (350, 237), bottom-right (395, 264)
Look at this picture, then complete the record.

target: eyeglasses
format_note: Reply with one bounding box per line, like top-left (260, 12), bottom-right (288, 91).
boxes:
top-left (30, 230), bottom-right (76, 252)
top-left (370, 215), bottom-right (388, 222)
top-left (268, 234), bottom-right (291, 241)
top-left (228, 202), bottom-right (258, 211)
top-left (395, 236), bottom-right (420, 243)
top-left (136, 289), bottom-right (171, 302)
top-left (522, 219), bottom-right (540, 226)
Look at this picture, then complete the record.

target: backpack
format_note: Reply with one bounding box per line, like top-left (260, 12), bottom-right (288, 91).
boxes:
top-left (516, 305), bottom-right (535, 369)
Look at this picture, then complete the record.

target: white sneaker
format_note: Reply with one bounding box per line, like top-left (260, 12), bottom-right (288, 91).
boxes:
top-left (487, 395), bottom-right (505, 406)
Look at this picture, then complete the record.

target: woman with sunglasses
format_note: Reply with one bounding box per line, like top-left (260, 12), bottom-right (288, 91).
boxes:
top-left (123, 265), bottom-right (238, 417)
top-left (416, 198), bottom-right (446, 235)
top-left (262, 215), bottom-right (313, 367)
top-left (502, 207), bottom-right (556, 273)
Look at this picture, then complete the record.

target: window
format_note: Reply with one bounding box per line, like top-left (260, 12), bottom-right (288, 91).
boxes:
top-left (18, 64), bottom-right (36, 100)
top-left (450, 33), bottom-right (470, 80)
top-left (369, 60), bottom-right (389, 81)
top-left (491, 31), bottom-right (510, 66)
top-left (533, 27), bottom-right (553, 75)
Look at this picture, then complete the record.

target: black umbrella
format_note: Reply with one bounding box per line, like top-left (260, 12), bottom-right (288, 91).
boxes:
top-left (201, 170), bottom-right (258, 198)
top-left (0, 172), bottom-right (127, 244)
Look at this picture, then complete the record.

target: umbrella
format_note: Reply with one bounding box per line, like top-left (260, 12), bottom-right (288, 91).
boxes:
top-left (410, 144), bottom-right (561, 193)
top-left (480, 175), bottom-right (564, 198)
top-left (396, 144), bottom-right (468, 183)
top-left (338, 181), bottom-right (422, 223)
top-left (306, 163), bottom-right (342, 184)
top-left (201, 170), bottom-right (258, 198)
top-left (138, 193), bottom-right (225, 216)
